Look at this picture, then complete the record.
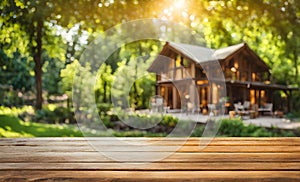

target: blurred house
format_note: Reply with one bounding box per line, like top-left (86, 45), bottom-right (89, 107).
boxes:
top-left (148, 42), bottom-right (296, 113)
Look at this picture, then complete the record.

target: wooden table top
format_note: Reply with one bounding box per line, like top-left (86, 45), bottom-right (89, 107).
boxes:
top-left (0, 137), bottom-right (300, 181)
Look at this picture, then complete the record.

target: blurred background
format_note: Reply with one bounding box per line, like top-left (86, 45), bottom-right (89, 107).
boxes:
top-left (0, 0), bottom-right (299, 137)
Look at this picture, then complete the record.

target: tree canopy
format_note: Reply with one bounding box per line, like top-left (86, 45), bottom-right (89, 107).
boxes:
top-left (0, 0), bottom-right (299, 109)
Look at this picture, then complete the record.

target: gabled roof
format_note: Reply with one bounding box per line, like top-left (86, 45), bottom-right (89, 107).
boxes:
top-left (213, 43), bottom-right (245, 59)
top-left (148, 41), bottom-right (270, 73)
top-left (167, 42), bottom-right (214, 63)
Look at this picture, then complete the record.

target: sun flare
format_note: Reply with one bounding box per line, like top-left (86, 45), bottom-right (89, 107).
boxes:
top-left (174, 0), bottom-right (186, 9)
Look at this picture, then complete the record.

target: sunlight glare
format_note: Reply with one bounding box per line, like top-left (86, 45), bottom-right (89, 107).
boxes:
top-left (174, 0), bottom-right (186, 9)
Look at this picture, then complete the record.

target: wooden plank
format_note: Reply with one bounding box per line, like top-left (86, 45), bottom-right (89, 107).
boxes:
top-left (0, 171), bottom-right (299, 181)
top-left (1, 145), bottom-right (300, 153)
top-left (1, 137), bottom-right (299, 142)
top-left (0, 137), bottom-right (299, 181)
top-left (1, 162), bottom-right (300, 171)
top-left (1, 139), bottom-right (300, 146)
top-left (1, 152), bottom-right (300, 163)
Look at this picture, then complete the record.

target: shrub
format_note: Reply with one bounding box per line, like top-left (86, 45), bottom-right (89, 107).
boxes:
top-left (286, 112), bottom-right (300, 121)
top-left (215, 118), bottom-right (296, 137)
top-left (102, 115), bottom-right (114, 128)
top-left (34, 105), bottom-right (74, 124)
top-left (97, 103), bottom-right (111, 115)
top-left (218, 118), bottom-right (244, 137)
top-left (161, 115), bottom-right (178, 127)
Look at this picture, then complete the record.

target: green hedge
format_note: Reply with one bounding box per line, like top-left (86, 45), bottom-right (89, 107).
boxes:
top-left (191, 118), bottom-right (295, 137)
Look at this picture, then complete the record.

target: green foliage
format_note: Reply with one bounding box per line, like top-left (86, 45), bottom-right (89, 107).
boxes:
top-left (0, 105), bottom-right (35, 116)
top-left (0, 51), bottom-right (34, 91)
top-left (0, 0), bottom-right (299, 114)
top-left (0, 105), bottom-right (297, 137)
top-left (95, 64), bottom-right (114, 104)
top-left (112, 130), bottom-right (165, 137)
top-left (161, 115), bottom-right (178, 127)
top-left (97, 103), bottom-right (112, 116)
top-left (111, 41), bottom-right (158, 110)
top-left (0, 114), bottom-right (82, 137)
top-left (42, 57), bottom-right (65, 95)
top-left (119, 112), bottom-right (178, 128)
top-left (59, 61), bottom-right (78, 97)
top-left (217, 118), bottom-right (295, 137)
top-left (32, 105), bottom-right (72, 124)
top-left (191, 118), bottom-right (296, 137)
top-left (292, 92), bottom-right (300, 115)
top-left (101, 115), bottom-right (114, 128)
top-left (218, 118), bottom-right (245, 137)
top-left (286, 112), bottom-right (300, 121)
top-left (59, 60), bottom-right (95, 112)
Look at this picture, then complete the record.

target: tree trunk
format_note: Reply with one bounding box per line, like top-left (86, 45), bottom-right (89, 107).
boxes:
top-left (293, 49), bottom-right (299, 86)
top-left (103, 80), bottom-right (107, 103)
top-left (34, 19), bottom-right (43, 110)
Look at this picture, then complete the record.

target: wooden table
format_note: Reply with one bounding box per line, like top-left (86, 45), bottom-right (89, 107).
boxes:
top-left (0, 137), bottom-right (300, 181)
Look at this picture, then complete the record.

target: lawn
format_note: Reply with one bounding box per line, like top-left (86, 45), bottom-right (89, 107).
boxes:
top-left (0, 114), bottom-right (83, 137)
top-left (0, 105), bottom-right (298, 137)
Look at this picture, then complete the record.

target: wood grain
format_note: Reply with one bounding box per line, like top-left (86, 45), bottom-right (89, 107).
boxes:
top-left (0, 137), bottom-right (299, 181)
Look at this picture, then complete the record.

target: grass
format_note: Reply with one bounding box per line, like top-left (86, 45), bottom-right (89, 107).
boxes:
top-left (0, 105), bottom-right (297, 137)
top-left (0, 114), bottom-right (83, 137)
top-left (0, 114), bottom-right (167, 137)
top-left (0, 105), bottom-right (173, 137)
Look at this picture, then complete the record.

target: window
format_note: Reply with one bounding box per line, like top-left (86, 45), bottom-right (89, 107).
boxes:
top-left (183, 58), bottom-right (191, 68)
top-left (176, 55), bottom-right (181, 67)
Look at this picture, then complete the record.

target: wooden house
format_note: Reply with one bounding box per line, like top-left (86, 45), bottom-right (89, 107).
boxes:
top-left (148, 42), bottom-right (296, 113)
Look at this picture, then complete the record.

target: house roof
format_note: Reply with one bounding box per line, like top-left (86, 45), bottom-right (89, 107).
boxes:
top-left (167, 42), bottom-right (215, 63)
top-left (148, 41), bottom-right (270, 73)
top-left (168, 41), bottom-right (262, 63)
top-left (213, 43), bottom-right (245, 59)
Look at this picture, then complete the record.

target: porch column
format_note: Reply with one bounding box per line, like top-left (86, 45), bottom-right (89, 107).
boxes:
top-left (164, 86), bottom-right (168, 107)
top-left (288, 90), bottom-right (293, 112)
top-left (284, 90), bottom-right (293, 113)
top-left (290, 90), bottom-right (293, 112)
top-left (173, 86), bottom-right (177, 109)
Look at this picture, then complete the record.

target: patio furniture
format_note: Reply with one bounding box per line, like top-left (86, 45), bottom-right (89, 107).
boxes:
top-left (234, 102), bottom-right (244, 112)
top-left (236, 110), bottom-right (257, 120)
top-left (251, 104), bottom-right (259, 118)
top-left (234, 102), bottom-right (257, 119)
top-left (150, 97), bottom-right (164, 113)
top-left (229, 111), bottom-right (236, 119)
top-left (163, 106), bottom-right (170, 113)
top-left (243, 101), bottom-right (250, 110)
top-left (258, 103), bottom-right (273, 116)
top-left (186, 102), bottom-right (194, 114)
top-left (274, 110), bottom-right (284, 118)
top-left (207, 104), bottom-right (216, 115)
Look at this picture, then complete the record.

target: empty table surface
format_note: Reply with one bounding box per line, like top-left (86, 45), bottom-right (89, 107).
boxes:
top-left (0, 137), bottom-right (300, 181)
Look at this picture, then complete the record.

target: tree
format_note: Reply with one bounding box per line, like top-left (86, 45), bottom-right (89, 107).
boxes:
top-left (1, 0), bottom-right (299, 111)
top-left (1, 0), bottom-right (60, 109)
top-left (95, 63), bottom-right (114, 104)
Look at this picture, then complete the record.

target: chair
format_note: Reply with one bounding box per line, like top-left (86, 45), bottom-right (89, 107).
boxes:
top-left (234, 102), bottom-right (243, 112)
top-left (243, 101), bottom-right (250, 110)
top-left (258, 103), bottom-right (273, 116)
top-left (187, 102), bottom-right (194, 114)
top-left (208, 104), bottom-right (216, 115)
top-left (234, 104), bottom-right (240, 112)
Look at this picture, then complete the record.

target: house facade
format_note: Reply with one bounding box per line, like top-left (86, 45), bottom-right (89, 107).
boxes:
top-left (148, 42), bottom-right (295, 113)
